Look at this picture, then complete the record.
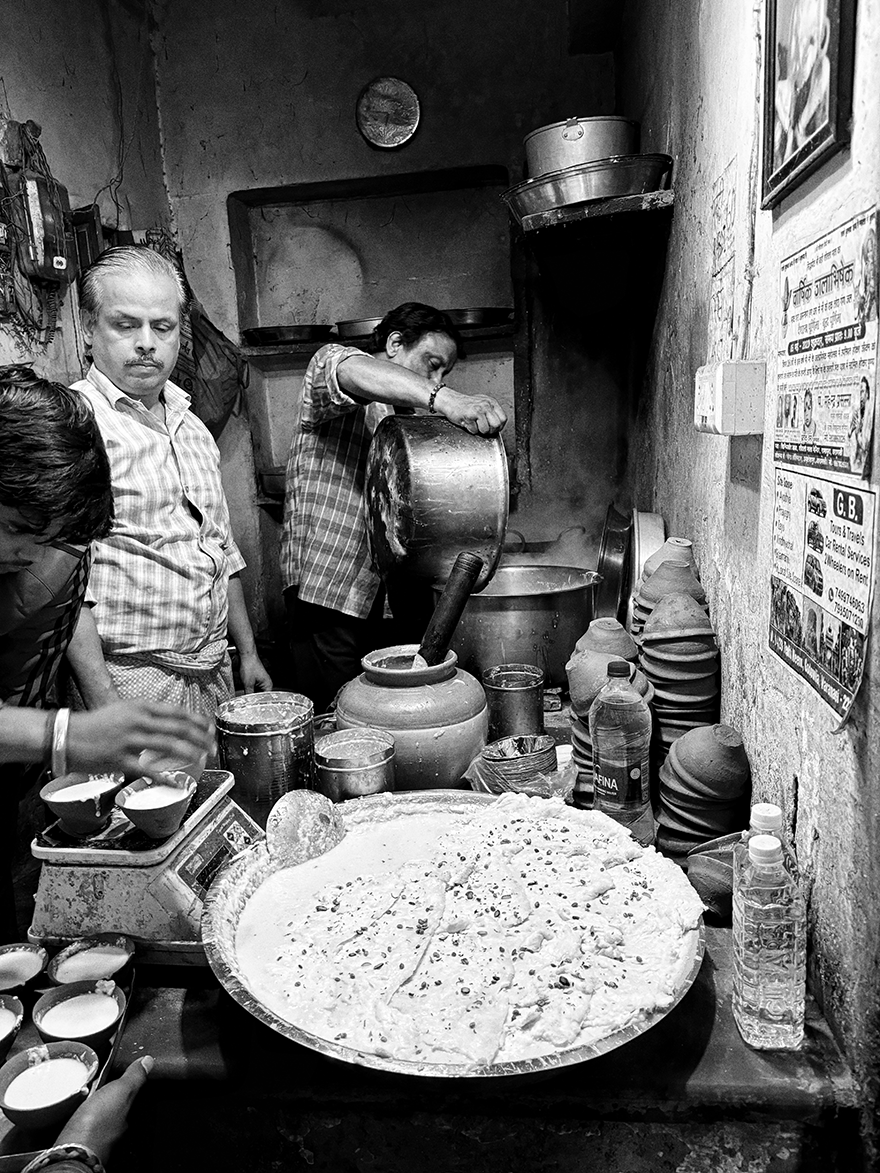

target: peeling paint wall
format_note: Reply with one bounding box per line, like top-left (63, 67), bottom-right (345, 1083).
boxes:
top-left (617, 0), bottom-right (880, 1146)
top-left (151, 0), bottom-right (614, 637)
top-left (0, 0), bottom-right (167, 380)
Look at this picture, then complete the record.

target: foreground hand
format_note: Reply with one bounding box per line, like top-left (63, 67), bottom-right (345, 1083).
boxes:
top-left (239, 651), bottom-right (273, 693)
top-left (66, 702), bottom-right (215, 777)
top-left (433, 387), bottom-right (507, 436)
top-left (55, 1056), bottom-right (153, 1164)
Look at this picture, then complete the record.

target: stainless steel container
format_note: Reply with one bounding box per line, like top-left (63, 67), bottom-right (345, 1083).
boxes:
top-left (314, 728), bottom-right (396, 802)
top-left (503, 154), bottom-right (673, 225)
top-left (216, 692), bottom-right (314, 828)
top-left (366, 415), bottom-right (508, 591)
top-left (524, 116), bottom-right (639, 178)
top-left (442, 566), bottom-right (601, 687)
top-left (482, 663), bottom-right (545, 741)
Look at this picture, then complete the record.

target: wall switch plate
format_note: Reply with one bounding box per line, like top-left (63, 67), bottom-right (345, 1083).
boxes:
top-left (694, 360), bottom-right (766, 435)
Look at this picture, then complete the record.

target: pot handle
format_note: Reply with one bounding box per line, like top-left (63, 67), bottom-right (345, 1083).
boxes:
top-left (562, 117), bottom-right (584, 142)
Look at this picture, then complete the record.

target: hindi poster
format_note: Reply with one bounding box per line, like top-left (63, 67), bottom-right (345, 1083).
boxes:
top-left (775, 207), bottom-right (878, 476)
top-left (769, 468), bottom-right (876, 723)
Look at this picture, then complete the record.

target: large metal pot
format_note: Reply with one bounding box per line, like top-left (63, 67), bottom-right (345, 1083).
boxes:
top-left (503, 155), bottom-right (673, 226)
top-left (366, 416), bottom-right (508, 591)
top-left (524, 116), bottom-right (639, 179)
top-left (438, 565), bottom-right (601, 688)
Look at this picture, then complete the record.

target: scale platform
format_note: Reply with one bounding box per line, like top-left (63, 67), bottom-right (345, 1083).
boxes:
top-left (28, 770), bottom-right (264, 965)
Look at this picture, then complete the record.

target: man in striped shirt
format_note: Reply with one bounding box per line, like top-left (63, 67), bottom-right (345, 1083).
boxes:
top-left (69, 247), bottom-right (271, 719)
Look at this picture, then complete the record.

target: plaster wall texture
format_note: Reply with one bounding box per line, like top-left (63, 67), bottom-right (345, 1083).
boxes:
top-left (618, 0), bottom-right (880, 1141)
top-left (152, 0), bottom-right (614, 632)
top-left (0, 0), bottom-right (167, 381)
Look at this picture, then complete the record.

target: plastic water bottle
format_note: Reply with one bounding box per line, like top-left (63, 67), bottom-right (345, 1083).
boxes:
top-left (733, 803), bottom-right (798, 891)
top-left (733, 834), bottom-right (806, 1049)
top-left (588, 661), bottom-right (654, 846)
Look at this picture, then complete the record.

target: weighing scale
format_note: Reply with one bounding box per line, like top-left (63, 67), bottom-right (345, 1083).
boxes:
top-left (28, 770), bottom-right (264, 965)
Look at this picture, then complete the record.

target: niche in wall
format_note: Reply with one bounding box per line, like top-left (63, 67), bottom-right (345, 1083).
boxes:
top-left (227, 166), bottom-right (513, 331)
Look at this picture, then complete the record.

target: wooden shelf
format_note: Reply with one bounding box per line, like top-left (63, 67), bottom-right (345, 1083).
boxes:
top-left (518, 189), bottom-right (674, 234)
top-left (241, 322), bottom-right (517, 364)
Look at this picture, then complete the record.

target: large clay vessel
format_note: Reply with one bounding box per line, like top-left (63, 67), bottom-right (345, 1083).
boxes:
top-left (336, 645), bottom-right (488, 790)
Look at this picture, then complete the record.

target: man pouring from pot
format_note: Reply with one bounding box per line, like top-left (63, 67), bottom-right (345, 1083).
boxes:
top-left (281, 303), bottom-right (507, 712)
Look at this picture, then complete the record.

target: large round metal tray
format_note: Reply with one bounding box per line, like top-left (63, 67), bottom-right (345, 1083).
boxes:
top-left (202, 791), bottom-right (704, 1078)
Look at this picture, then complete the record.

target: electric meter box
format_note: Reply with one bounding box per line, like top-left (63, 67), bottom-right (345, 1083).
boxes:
top-left (694, 361), bottom-right (766, 435)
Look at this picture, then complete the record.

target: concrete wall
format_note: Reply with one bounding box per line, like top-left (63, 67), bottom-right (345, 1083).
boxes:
top-left (617, 0), bottom-right (880, 1149)
top-left (0, 0), bottom-right (167, 380)
top-left (152, 0), bottom-right (614, 637)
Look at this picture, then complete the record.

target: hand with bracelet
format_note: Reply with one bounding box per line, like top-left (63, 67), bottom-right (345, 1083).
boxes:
top-left (21, 1056), bottom-right (153, 1173)
top-left (0, 700), bottom-right (215, 778)
top-left (427, 381), bottom-right (507, 436)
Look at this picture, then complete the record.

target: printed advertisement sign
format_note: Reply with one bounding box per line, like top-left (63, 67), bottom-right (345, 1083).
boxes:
top-left (770, 468), bottom-right (876, 721)
top-left (775, 207), bottom-right (878, 476)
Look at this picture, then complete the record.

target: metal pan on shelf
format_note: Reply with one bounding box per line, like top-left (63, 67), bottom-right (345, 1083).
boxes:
top-left (502, 154), bottom-right (673, 225)
top-left (335, 317), bottom-right (383, 340)
top-left (242, 325), bottom-right (334, 346)
top-left (444, 308), bottom-right (514, 328)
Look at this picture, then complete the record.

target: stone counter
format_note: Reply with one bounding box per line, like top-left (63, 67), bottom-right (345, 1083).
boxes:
top-left (109, 927), bottom-right (859, 1172)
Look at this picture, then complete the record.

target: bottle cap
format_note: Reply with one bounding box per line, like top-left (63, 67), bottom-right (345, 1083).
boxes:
top-left (748, 834), bottom-right (783, 865)
top-left (750, 802), bottom-right (783, 833)
top-left (606, 661), bottom-right (631, 678)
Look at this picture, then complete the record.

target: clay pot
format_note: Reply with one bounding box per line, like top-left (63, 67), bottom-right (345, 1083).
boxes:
top-left (640, 653), bottom-right (718, 681)
top-left (641, 640), bottom-right (719, 662)
top-left (671, 724), bottom-right (751, 793)
top-left (565, 649), bottom-right (631, 715)
top-left (575, 617), bottom-right (638, 661)
top-left (336, 645), bottom-right (488, 790)
top-left (640, 593), bottom-right (715, 641)
top-left (643, 537), bottom-right (698, 581)
top-left (639, 559), bottom-right (707, 606)
top-left (652, 674), bottom-right (720, 701)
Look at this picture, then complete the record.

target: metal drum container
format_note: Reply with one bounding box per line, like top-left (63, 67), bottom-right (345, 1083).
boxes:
top-left (365, 416), bottom-right (508, 591)
top-left (524, 116), bottom-right (639, 178)
top-left (216, 692), bottom-right (314, 828)
top-left (335, 645), bottom-right (487, 790)
top-left (314, 728), bottom-right (396, 802)
top-left (443, 566), bottom-right (601, 687)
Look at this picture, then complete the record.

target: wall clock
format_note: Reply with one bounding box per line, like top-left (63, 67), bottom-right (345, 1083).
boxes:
top-left (356, 77), bottom-right (421, 149)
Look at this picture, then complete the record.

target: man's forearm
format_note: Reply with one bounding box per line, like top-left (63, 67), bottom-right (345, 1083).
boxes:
top-left (227, 575), bottom-right (258, 656)
top-left (0, 705), bottom-right (52, 765)
top-left (65, 607), bottom-right (117, 708)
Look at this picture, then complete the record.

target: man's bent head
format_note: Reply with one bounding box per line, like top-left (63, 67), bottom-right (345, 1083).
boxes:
top-left (79, 247), bottom-right (189, 406)
top-left (0, 365), bottom-right (114, 571)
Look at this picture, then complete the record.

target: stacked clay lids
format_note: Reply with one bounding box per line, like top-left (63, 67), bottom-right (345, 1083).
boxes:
top-left (566, 621), bottom-right (651, 808)
top-left (655, 724), bottom-right (751, 860)
top-left (631, 557), bottom-right (707, 638)
top-left (638, 592), bottom-right (720, 758)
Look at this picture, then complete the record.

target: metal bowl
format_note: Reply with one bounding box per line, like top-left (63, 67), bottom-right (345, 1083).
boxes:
top-left (503, 154), bottom-right (673, 224)
top-left (242, 325), bottom-right (334, 346)
top-left (336, 317), bottom-right (383, 340)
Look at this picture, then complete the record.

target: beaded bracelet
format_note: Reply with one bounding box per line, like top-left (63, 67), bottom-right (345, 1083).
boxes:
top-left (428, 383), bottom-right (448, 414)
top-left (21, 1142), bottom-right (105, 1173)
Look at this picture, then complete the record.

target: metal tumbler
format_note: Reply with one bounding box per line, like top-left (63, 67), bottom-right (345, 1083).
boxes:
top-left (314, 728), bottom-right (396, 802)
top-left (481, 663), bottom-right (545, 741)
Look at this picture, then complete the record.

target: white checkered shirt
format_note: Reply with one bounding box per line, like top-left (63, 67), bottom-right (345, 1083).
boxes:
top-left (280, 343), bottom-right (382, 620)
top-left (73, 366), bottom-right (246, 662)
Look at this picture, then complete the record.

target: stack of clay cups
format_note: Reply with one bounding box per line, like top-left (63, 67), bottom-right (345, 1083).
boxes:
top-left (656, 723), bottom-right (751, 859)
top-left (631, 556), bottom-right (708, 638)
top-left (637, 592), bottom-right (720, 760)
top-left (566, 623), bottom-right (650, 807)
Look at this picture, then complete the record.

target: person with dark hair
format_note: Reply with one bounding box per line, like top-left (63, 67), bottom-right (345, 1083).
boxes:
top-left (281, 301), bottom-right (507, 711)
top-left (0, 364), bottom-right (214, 941)
top-left (69, 246), bottom-right (271, 720)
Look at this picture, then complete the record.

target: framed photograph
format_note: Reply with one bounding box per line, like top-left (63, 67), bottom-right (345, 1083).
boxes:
top-left (762, 0), bottom-right (857, 209)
